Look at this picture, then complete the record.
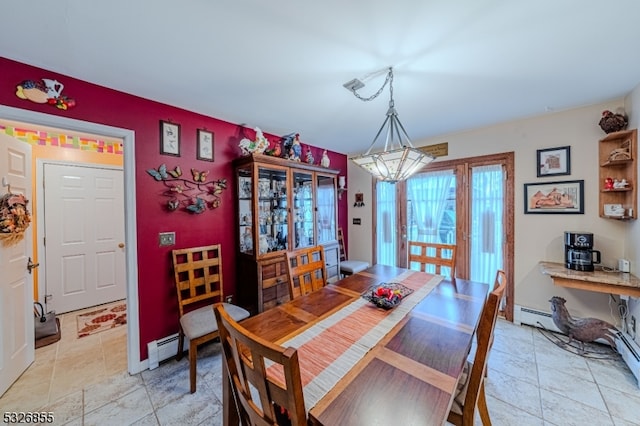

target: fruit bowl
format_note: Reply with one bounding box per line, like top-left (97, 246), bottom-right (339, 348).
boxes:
top-left (362, 282), bottom-right (414, 310)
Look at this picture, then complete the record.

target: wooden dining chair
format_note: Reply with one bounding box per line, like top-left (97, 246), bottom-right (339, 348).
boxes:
top-left (407, 240), bottom-right (457, 277)
top-left (337, 227), bottom-right (369, 277)
top-left (447, 269), bottom-right (507, 426)
top-left (172, 244), bottom-right (250, 393)
top-left (286, 245), bottom-right (328, 299)
top-left (214, 303), bottom-right (308, 426)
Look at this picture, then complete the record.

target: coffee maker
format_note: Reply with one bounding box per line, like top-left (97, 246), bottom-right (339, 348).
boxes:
top-left (564, 231), bottom-right (601, 271)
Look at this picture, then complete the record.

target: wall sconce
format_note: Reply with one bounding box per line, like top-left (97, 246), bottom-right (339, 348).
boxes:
top-left (338, 176), bottom-right (347, 200)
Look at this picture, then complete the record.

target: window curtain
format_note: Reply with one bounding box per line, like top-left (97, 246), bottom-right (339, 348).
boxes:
top-left (470, 164), bottom-right (504, 284)
top-left (406, 170), bottom-right (455, 243)
top-left (376, 182), bottom-right (396, 266)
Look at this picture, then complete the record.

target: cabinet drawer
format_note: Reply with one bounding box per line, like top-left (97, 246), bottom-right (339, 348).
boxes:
top-left (262, 282), bottom-right (291, 309)
top-left (259, 256), bottom-right (288, 289)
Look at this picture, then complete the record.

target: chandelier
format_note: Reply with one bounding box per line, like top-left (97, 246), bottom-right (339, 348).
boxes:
top-left (346, 67), bottom-right (434, 182)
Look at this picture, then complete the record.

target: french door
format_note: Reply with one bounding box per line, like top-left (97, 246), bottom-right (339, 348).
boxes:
top-left (374, 152), bottom-right (514, 319)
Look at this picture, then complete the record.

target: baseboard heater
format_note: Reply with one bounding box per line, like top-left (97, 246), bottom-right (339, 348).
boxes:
top-left (514, 304), bottom-right (640, 387)
top-left (147, 333), bottom-right (189, 370)
top-left (513, 304), bottom-right (562, 333)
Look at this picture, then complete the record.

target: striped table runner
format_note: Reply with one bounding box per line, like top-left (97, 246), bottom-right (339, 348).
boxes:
top-left (268, 270), bottom-right (444, 411)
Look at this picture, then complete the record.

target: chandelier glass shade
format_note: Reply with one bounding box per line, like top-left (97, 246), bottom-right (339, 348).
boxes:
top-left (348, 67), bottom-right (434, 183)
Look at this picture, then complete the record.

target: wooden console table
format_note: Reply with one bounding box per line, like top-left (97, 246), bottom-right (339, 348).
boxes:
top-left (539, 261), bottom-right (640, 298)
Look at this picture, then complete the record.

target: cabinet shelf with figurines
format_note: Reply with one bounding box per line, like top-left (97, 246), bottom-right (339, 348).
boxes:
top-left (233, 154), bottom-right (340, 313)
top-left (598, 129), bottom-right (637, 220)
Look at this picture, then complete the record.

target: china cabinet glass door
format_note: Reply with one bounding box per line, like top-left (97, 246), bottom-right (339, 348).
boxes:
top-left (316, 174), bottom-right (336, 244)
top-left (292, 171), bottom-right (314, 249)
top-left (238, 167), bottom-right (254, 255)
top-left (257, 165), bottom-right (289, 255)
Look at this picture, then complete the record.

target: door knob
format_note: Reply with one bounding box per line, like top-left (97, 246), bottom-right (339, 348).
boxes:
top-left (118, 243), bottom-right (125, 248)
top-left (27, 257), bottom-right (40, 274)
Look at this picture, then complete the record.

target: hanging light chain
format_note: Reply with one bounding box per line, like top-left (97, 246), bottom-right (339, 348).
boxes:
top-left (351, 68), bottom-right (393, 103)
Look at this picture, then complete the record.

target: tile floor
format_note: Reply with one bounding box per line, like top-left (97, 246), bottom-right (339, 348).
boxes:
top-left (2, 317), bottom-right (639, 425)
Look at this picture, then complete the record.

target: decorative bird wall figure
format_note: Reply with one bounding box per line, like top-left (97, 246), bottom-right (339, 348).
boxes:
top-left (549, 296), bottom-right (617, 352)
top-left (599, 110), bottom-right (628, 134)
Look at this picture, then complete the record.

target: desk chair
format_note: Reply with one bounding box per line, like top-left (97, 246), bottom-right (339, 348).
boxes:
top-left (214, 304), bottom-right (308, 426)
top-left (337, 227), bottom-right (369, 277)
top-left (407, 241), bottom-right (457, 277)
top-left (172, 244), bottom-right (250, 393)
top-left (447, 269), bottom-right (507, 426)
top-left (286, 245), bottom-right (328, 299)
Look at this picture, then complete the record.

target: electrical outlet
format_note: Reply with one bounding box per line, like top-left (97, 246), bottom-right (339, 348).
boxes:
top-left (158, 232), bottom-right (175, 246)
top-left (225, 295), bottom-right (233, 304)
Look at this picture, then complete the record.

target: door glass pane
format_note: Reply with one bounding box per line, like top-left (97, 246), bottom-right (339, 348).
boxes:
top-left (406, 170), bottom-right (456, 275)
top-left (406, 170), bottom-right (456, 244)
top-left (376, 181), bottom-right (397, 266)
top-left (238, 167), bottom-right (253, 254)
top-left (292, 171), bottom-right (314, 249)
top-left (470, 164), bottom-right (504, 284)
top-left (257, 166), bottom-right (288, 255)
top-left (316, 174), bottom-right (336, 244)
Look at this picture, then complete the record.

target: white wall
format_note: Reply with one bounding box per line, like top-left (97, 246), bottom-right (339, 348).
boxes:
top-left (347, 99), bottom-right (636, 323)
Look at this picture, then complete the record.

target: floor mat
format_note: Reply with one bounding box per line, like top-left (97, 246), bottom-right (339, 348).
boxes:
top-left (76, 300), bottom-right (126, 338)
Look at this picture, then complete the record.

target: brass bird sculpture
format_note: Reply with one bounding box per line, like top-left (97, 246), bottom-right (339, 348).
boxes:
top-left (549, 296), bottom-right (617, 353)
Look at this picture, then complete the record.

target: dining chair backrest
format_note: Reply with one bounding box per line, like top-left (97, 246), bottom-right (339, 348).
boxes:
top-left (447, 269), bottom-right (507, 426)
top-left (172, 244), bottom-right (250, 393)
top-left (214, 303), bottom-right (308, 426)
top-left (407, 241), bottom-right (457, 277)
top-left (173, 244), bottom-right (225, 316)
top-left (286, 245), bottom-right (327, 299)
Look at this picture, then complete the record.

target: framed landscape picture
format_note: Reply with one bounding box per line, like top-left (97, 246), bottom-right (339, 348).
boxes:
top-left (524, 180), bottom-right (584, 214)
top-left (537, 146), bottom-right (570, 177)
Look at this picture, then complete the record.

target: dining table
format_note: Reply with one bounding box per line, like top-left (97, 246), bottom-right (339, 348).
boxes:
top-left (222, 264), bottom-right (489, 426)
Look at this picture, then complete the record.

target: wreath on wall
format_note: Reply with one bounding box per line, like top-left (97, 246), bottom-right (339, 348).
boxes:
top-left (0, 193), bottom-right (32, 247)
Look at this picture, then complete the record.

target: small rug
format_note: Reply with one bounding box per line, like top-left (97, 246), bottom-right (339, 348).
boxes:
top-left (77, 300), bottom-right (127, 338)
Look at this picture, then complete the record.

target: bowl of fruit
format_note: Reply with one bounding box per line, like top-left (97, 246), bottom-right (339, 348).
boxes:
top-left (362, 282), bottom-right (413, 310)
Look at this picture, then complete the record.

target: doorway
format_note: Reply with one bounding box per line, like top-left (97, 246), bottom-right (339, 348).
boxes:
top-left (374, 152), bottom-right (515, 320)
top-left (0, 105), bottom-right (142, 378)
top-left (41, 162), bottom-right (125, 314)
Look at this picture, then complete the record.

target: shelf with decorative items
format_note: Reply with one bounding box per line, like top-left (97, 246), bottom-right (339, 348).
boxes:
top-left (598, 128), bottom-right (637, 220)
top-left (233, 153), bottom-right (340, 313)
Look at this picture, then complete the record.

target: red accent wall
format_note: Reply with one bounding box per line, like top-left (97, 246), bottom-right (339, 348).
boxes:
top-left (0, 57), bottom-right (348, 361)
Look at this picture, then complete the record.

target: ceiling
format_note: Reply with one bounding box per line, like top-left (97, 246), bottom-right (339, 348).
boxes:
top-left (3, 1), bottom-right (640, 155)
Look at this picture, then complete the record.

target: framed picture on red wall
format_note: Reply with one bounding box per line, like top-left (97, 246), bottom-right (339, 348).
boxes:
top-left (197, 129), bottom-right (214, 161)
top-left (160, 120), bottom-right (180, 156)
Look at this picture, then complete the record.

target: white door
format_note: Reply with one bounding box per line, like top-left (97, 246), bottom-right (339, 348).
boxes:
top-left (0, 134), bottom-right (34, 397)
top-left (44, 163), bottom-right (125, 314)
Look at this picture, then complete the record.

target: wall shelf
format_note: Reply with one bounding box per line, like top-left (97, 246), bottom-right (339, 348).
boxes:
top-left (598, 129), bottom-right (637, 220)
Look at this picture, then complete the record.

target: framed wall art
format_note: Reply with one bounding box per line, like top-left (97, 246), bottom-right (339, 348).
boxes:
top-left (160, 120), bottom-right (180, 156)
top-left (537, 145), bottom-right (570, 177)
top-left (524, 180), bottom-right (584, 214)
top-left (197, 129), bottom-right (214, 161)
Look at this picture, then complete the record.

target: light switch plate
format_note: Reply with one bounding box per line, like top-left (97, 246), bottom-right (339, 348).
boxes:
top-left (159, 232), bottom-right (175, 246)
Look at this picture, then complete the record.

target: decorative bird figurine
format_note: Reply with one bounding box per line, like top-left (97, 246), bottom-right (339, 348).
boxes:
top-left (320, 150), bottom-right (330, 168)
top-left (290, 133), bottom-right (302, 161)
top-left (305, 147), bottom-right (314, 164)
top-left (549, 296), bottom-right (617, 352)
top-left (599, 110), bottom-right (628, 134)
top-left (280, 133), bottom-right (296, 158)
